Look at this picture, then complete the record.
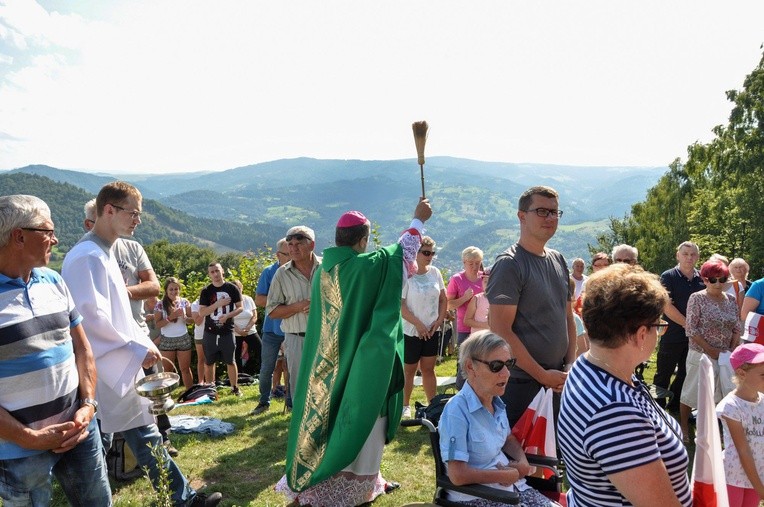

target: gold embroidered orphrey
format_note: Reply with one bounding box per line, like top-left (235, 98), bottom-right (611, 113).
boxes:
top-left (290, 267), bottom-right (343, 490)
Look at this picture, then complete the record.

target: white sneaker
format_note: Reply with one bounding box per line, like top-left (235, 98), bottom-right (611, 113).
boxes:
top-left (402, 405), bottom-right (411, 418)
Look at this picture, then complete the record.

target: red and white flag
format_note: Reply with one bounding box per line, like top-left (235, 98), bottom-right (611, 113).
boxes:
top-left (511, 387), bottom-right (557, 479)
top-left (691, 354), bottom-right (729, 506)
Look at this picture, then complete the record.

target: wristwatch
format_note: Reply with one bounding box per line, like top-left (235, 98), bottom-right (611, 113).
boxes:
top-left (81, 398), bottom-right (99, 412)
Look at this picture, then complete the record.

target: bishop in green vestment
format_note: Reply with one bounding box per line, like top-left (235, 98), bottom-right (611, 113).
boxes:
top-left (280, 199), bottom-right (432, 506)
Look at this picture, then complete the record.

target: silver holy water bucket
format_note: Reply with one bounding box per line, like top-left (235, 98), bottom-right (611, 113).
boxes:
top-left (135, 361), bottom-right (180, 415)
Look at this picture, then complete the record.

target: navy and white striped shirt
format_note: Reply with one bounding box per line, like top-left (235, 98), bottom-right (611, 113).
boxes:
top-left (558, 356), bottom-right (691, 506)
top-left (0, 267), bottom-right (82, 459)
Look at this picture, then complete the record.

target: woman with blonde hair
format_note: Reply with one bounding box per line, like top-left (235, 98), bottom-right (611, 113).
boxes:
top-left (401, 236), bottom-right (447, 417)
top-left (447, 246), bottom-right (485, 388)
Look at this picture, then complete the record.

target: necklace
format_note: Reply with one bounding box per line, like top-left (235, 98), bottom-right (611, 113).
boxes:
top-left (587, 351), bottom-right (634, 385)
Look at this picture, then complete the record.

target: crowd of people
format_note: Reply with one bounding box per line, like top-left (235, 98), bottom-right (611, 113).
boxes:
top-left (2, 182), bottom-right (764, 507)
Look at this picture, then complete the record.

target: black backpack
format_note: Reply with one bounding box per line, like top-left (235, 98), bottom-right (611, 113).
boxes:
top-left (177, 383), bottom-right (218, 403)
top-left (106, 433), bottom-right (143, 482)
top-left (414, 393), bottom-right (454, 427)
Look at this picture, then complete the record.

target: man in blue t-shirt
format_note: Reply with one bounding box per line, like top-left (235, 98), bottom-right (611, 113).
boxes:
top-left (251, 239), bottom-right (290, 415)
top-left (656, 241), bottom-right (704, 410)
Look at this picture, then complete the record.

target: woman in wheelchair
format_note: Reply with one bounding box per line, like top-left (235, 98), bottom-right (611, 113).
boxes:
top-left (439, 330), bottom-right (562, 506)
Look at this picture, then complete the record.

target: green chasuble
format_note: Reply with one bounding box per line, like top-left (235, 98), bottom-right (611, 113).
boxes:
top-left (285, 242), bottom-right (405, 492)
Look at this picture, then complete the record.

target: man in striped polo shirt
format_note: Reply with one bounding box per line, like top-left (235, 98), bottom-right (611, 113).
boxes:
top-left (0, 194), bottom-right (111, 506)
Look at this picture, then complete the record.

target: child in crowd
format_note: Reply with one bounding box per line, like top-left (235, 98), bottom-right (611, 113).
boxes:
top-left (716, 343), bottom-right (764, 507)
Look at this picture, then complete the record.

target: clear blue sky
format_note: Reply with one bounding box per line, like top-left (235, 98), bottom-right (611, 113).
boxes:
top-left (1, 0), bottom-right (763, 173)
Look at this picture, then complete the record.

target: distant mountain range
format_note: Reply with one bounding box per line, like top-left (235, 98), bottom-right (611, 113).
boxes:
top-left (2, 158), bottom-right (666, 273)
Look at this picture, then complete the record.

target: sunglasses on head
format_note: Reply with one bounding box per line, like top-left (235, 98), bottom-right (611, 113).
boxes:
top-left (419, 250), bottom-right (435, 257)
top-left (706, 276), bottom-right (728, 284)
top-left (286, 233), bottom-right (310, 242)
top-left (472, 357), bottom-right (516, 373)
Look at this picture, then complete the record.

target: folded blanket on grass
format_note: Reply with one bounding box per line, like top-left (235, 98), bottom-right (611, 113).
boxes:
top-left (168, 415), bottom-right (234, 436)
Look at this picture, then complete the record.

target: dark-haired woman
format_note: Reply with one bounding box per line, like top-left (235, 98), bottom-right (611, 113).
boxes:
top-left (558, 264), bottom-right (691, 506)
top-left (154, 277), bottom-right (194, 388)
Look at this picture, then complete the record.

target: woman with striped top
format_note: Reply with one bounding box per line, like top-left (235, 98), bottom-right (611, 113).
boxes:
top-left (558, 264), bottom-right (691, 506)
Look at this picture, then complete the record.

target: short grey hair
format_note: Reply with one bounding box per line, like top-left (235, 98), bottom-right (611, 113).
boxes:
top-left (729, 257), bottom-right (749, 272)
top-left (276, 237), bottom-right (287, 250)
top-left (677, 241), bottom-right (699, 254)
top-left (84, 198), bottom-right (96, 222)
top-left (0, 195), bottom-right (52, 248)
top-left (612, 244), bottom-right (638, 261)
top-left (458, 330), bottom-right (510, 379)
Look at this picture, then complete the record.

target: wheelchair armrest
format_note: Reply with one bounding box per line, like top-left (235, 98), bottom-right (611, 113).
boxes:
top-left (436, 476), bottom-right (520, 505)
top-left (400, 417), bottom-right (437, 432)
top-left (526, 453), bottom-right (559, 468)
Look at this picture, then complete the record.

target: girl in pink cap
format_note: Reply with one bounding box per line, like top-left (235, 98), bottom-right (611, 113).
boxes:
top-left (716, 342), bottom-right (764, 506)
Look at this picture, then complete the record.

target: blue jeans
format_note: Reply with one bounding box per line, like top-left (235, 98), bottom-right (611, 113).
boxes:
top-left (0, 418), bottom-right (111, 507)
top-left (258, 331), bottom-right (286, 405)
top-left (103, 424), bottom-right (195, 507)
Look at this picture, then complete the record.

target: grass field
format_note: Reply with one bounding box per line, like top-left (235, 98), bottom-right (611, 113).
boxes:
top-left (49, 353), bottom-right (684, 507)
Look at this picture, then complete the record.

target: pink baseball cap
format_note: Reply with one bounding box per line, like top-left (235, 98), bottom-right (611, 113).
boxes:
top-left (336, 211), bottom-right (369, 228)
top-left (729, 342), bottom-right (764, 370)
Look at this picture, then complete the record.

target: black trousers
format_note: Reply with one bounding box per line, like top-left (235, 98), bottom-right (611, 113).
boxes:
top-left (653, 341), bottom-right (688, 409)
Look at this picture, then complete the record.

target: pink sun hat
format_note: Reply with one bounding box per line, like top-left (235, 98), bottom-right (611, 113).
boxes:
top-left (729, 342), bottom-right (764, 370)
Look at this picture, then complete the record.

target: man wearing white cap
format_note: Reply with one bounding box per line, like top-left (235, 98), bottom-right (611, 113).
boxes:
top-left (279, 198), bottom-right (432, 506)
top-left (266, 225), bottom-right (321, 402)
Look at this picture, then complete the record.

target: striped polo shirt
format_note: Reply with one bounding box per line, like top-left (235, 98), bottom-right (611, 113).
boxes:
top-left (0, 267), bottom-right (83, 459)
top-left (558, 356), bottom-right (691, 506)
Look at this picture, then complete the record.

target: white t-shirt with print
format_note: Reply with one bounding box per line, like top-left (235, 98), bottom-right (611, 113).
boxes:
top-left (717, 392), bottom-right (764, 488)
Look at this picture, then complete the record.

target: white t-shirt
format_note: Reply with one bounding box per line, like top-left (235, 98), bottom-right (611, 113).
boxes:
top-left (717, 391), bottom-right (764, 488)
top-left (155, 298), bottom-right (190, 337)
top-left (573, 274), bottom-right (587, 300)
top-left (191, 300), bottom-right (204, 341)
top-left (233, 294), bottom-right (257, 333)
top-left (402, 265), bottom-right (445, 337)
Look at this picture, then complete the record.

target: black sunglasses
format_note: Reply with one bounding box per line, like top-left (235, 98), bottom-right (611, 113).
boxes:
top-left (472, 357), bottom-right (516, 373)
top-left (286, 233), bottom-right (311, 242)
top-left (419, 250), bottom-right (435, 257)
top-left (706, 276), bottom-right (728, 284)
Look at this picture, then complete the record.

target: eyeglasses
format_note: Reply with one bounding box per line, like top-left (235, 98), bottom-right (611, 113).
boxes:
top-left (472, 357), bottom-right (516, 373)
top-left (22, 227), bottom-right (57, 239)
top-left (523, 207), bottom-right (563, 218)
top-left (706, 276), bottom-right (728, 284)
top-left (419, 250), bottom-right (435, 257)
top-left (650, 319), bottom-right (669, 337)
top-left (614, 258), bottom-right (637, 265)
top-left (286, 233), bottom-right (311, 242)
top-left (109, 204), bottom-right (142, 220)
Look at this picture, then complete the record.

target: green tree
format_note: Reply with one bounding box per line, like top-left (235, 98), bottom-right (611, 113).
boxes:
top-left (597, 49), bottom-right (764, 275)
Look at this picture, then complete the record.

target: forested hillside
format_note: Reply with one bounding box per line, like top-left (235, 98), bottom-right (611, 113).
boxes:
top-left (594, 50), bottom-right (764, 277)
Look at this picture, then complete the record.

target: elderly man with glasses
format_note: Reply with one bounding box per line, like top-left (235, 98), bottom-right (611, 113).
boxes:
top-left (612, 243), bottom-right (639, 265)
top-left (266, 226), bottom-right (321, 403)
top-left (486, 185), bottom-right (577, 426)
top-left (0, 195), bottom-right (111, 506)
